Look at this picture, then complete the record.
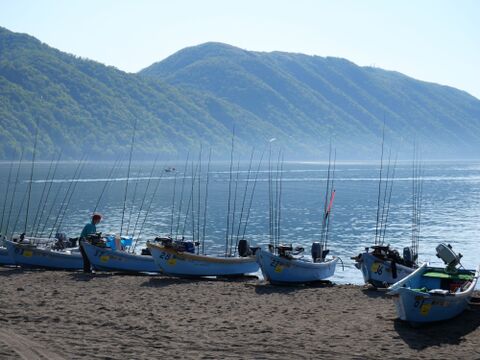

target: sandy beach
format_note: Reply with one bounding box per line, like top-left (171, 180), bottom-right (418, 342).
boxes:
top-left (0, 268), bottom-right (479, 359)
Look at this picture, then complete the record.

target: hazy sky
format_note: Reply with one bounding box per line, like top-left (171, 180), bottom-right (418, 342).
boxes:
top-left (1, 0), bottom-right (479, 99)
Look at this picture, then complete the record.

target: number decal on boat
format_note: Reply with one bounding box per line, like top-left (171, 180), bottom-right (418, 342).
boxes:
top-left (167, 258), bottom-right (177, 266)
top-left (274, 265), bottom-right (283, 273)
top-left (100, 255), bottom-right (109, 262)
top-left (23, 250), bottom-right (33, 257)
top-left (371, 262), bottom-right (383, 275)
top-left (420, 303), bottom-right (432, 316)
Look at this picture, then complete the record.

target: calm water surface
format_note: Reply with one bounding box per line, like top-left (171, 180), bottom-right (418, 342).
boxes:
top-left (1, 160), bottom-right (479, 286)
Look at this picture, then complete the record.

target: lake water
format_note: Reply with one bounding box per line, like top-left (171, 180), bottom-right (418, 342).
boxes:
top-left (0, 159), bottom-right (479, 286)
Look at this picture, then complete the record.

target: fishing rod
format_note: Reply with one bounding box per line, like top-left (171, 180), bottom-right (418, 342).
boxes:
top-left (325, 149), bottom-right (337, 250)
top-left (225, 126), bottom-right (235, 256)
top-left (181, 161), bottom-right (199, 239)
top-left (24, 117), bottom-right (40, 235)
top-left (196, 146), bottom-right (202, 253)
top-left (4, 149), bottom-right (25, 238)
top-left (30, 155), bottom-right (57, 236)
top-left (240, 147), bottom-right (266, 244)
top-left (378, 149), bottom-right (392, 245)
top-left (191, 161), bottom-right (196, 243)
top-left (268, 141), bottom-right (274, 249)
top-left (33, 152), bottom-right (62, 237)
top-left (233, 147), bottom-right (255, 255)
top-left (48, 156), bottom-right (86, 238)
top-left (380, 155), bottom-right (397, 245)
top-left (174, 153), bottom-right (190, 240)
top-left (228, 160), bottom-right (241, 256)
top-left (411, 142), bottom-right (417, 254)
top-left (52, 157), bottom-right (88, 237)
top-left (374, 122), bottom-right (386, 245)
top-left (201, 148), bottom-right (212, 255)
top-left (415, 163), bottom-right (424, 260)
top-left (170, 169), bottom-right (178, 237)
top-left (120, 118), bottom-right (137, 237)
top-left (321, 143), bottom-right (333, 247)
top-left (126, 163), bottom-right (142, 236)
top-left (134, 168), bottom-right (166, 249)
top-left (11, 190), bottom-right (28, 240)
top-left (274, 150), bottom-right (283, 248)
top-left (39, 174), bottom-right (67, 237)
top-left (93, 156), bottom-right (122, 213)
top-left (0, 158), bottom-right (15, 236)
top-left (277, 151), bottom-right (284, 248)
top-left (132, 155), bottom-right (160, 239)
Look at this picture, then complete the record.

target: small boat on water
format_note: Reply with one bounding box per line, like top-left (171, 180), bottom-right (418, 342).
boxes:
top-left (256, 244), bottom-right (338, 284)
top-left (148, 237), bottom-right (259, 277)
top-left (387, 243), bottom-right (479, 325)
top-left (5, 235), bottom-right (82, 270)
top-left (81, 234), bottom-right (159, 273)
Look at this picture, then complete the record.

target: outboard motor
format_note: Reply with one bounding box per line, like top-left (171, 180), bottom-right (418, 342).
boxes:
top-left (311, 242), bottom-right (322, 263)
top-left (403, 246), bottom-right (416, 266)
top-left (436, 243), bottom-right (462, 272)
top-left (237, 239), bottom-right (251, 257)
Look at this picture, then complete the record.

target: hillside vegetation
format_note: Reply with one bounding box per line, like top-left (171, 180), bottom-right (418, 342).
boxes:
top-left (1, 27), bottom-right (480, 160)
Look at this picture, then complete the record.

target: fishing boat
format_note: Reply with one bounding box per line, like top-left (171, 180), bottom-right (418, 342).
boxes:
top-left (256, 244), bottom-right (339, 284)
top-left (81, 235), bottom-right (159, 273)
top-left (387, 244), bottom-right (479, 325)
top-left (256, 146), bottom-right (339, 284)
top-left (352, 142), bottom-right (422, 288)
top-left (5, 237), bottom-right (83, 270)
top-left (148, 237), bottom-right (259, 277)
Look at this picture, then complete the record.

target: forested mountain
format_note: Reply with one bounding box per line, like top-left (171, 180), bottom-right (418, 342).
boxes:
top-left (1, 26), bottom-right (480, 160)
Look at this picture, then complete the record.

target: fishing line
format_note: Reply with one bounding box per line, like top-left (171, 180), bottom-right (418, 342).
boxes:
top-left (120, 118), bottom-right (137, 237)
top-left (33, 152), bottom-right (62, 237)
top-left (201, 148), bottom-right (212, 255)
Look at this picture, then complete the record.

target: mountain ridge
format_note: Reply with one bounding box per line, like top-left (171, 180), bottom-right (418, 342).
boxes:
top-left (1, 27), bottom-right (479, 160)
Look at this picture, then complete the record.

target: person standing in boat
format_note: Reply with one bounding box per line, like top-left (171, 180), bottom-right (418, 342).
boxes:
top-left (79, 213), bottom-right (102, 273)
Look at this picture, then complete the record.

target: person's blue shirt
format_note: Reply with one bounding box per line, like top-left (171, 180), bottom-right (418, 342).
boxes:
top-left (80, 222), bottom-right (96, 239)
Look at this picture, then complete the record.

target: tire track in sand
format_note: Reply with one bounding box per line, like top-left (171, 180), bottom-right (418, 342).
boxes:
top-left (0, 328), bottom-right (64, 360)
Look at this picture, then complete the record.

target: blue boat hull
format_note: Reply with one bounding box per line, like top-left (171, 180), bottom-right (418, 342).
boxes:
top-left (148, 243), bottom-right (259, 277)
top-left (388, 263), bottom-right (479, 324)
top-left (256, 250), bottom-right (338, 284)
top-left (0, 246), bottom-right (15, 266)
top-left (355, 251), bottom-right (415, 287)
top-left (82, 241), bottom-right (159, 273)
top-left (5, 240), bottom-right (83, 270)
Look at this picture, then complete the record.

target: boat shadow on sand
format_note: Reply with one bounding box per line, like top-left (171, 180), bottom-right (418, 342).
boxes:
top-left (360, 287), bottom-right (389, 299)
top-left (140, 274), bottom-right (259, 288)
top-left (254, 280), bottom-right (335, 295)
top-left (393, 305), bottom-right (480, 350)
top-left (0, 267), bottom-right (25, 277)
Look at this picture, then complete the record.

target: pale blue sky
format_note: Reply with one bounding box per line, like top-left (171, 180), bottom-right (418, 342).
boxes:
top-left (1, 0), bottom-right (479, 98)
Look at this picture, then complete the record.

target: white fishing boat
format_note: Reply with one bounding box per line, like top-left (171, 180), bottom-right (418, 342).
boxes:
top-left (388, 244), bottom-right (479, 325)
top-left (257, 146), bottom-right (340, 285)
top-left (81, 239), bottom-right (159, 273)
top-left (256, 244), bottom-right (338, 284)
top-left (352, 245), bottom-right (417, 288)
top-left (5, 238), bottom-right (83, 270)
top-left (352, 145), bottom-right (423, 288)
top-left (148, 238), bottom-right (258, 277)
